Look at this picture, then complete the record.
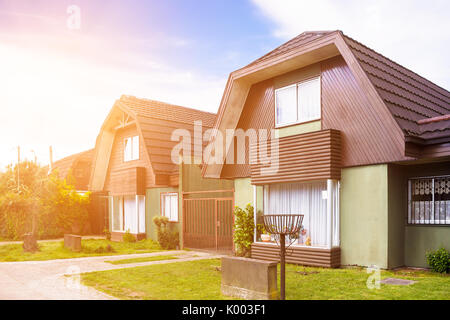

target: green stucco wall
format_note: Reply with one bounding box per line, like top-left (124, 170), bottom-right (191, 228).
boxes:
top-left (387, 164), bottom-right (405, 268)
top-left (234, 178), bottom-right (253, 209)
top-left (340, 164), bottom-right (389, 268)
top-left (275, 120), bottom-right (321, 138)
top-left (145, 187), bottom-right (178, 241)
top-left (405, 226), bottom-right (450, 267)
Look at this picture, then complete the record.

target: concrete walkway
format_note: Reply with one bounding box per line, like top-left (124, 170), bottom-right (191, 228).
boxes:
top-left (0, 250), bottom-right (222, 300)
top-left (0, 235), bottom-right (105, 246)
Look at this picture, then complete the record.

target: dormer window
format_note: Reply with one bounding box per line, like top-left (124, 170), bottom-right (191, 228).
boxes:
top-left (124, 135), bottom-right (139, 162)
top-left (275, 76), bottom-right (321, 127)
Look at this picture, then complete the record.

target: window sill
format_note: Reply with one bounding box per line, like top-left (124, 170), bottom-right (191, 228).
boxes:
top-left (275, 118), bottom-right (321, 129)
top-left (255, 241), bottom-right (335, 249)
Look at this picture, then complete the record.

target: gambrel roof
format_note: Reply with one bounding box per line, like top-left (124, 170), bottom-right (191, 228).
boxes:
top-left (203, 30), bottom-right (450, 178)
top-left (89, 95), bottom-right (216, 191)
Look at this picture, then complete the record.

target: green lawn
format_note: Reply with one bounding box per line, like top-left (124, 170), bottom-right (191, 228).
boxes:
top-left (81, 259), bottom-right (450, 300)
top-left (0, 239), bottom-right (163, 262)
top-left (105, 254), bottom-right (181, 265)
top-left (82, 259), bottom-right (232, 300)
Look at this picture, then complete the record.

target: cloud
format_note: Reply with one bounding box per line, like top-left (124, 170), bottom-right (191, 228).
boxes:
top-left (251, 0), bottom-right (450, 90)
top-left (0, 33), bottom-right (225, 168)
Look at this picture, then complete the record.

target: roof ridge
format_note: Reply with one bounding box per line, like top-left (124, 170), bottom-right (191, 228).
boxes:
top-left (342, 33), bottom-right (450, 99)
top-left (120, 95), bottom-right (216, 116)
top-left (244, 30), bottom-right (339, 68)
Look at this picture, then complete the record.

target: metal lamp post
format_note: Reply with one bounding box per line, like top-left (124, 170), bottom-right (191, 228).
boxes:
top-left (262, 214), bottom-right (304, 300)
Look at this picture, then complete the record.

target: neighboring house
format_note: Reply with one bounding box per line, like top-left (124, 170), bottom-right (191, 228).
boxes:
top-left (52, 149), bottom-right (94, 191)
top-left (89, 95), bottom-right (233, 244)
top-left (202, 31), bottom-right (450, 268)
top-left (52, 149), bottom-right (106, 234)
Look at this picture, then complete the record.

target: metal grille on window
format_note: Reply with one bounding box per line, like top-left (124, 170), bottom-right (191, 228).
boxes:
top-left (408, 176), bottom-right (450, 225)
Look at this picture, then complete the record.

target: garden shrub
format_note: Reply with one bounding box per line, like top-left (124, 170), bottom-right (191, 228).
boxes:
top-left (122, 229), bottom-right (136, 243)
top-left (153, 216), bottom-right (179, 250)
top-left (233, 204), bottom-right (254, 257)
top-left (426, 247), bottom-right (450, 273)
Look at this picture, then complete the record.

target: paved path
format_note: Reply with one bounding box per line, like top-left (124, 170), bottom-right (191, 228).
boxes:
top-left (0, 250), bottom-right (222, 300)
top-left (0, 235), bottom-right (105, 246)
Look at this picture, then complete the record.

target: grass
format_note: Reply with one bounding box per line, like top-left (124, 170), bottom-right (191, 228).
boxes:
top-left (0, 239), bottom-right (163, 262)
top-left (82, 258), bottom-right (233, 300)
top-left (81, 259), bottom-right (450, 300)
top-left (106, 254), bottom-right (181, 265)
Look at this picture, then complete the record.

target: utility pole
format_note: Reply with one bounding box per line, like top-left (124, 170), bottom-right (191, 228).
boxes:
top-left (17, 146), bottom-right (20, 191)
top-left (49, 146), bottom-right (53, 172)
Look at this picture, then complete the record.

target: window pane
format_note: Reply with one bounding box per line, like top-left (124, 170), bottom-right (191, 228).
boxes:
top-left (265, 181), bottom-right (327, 246)
top-left (276, 85), bottom-right (297, 126)
top-left (132, 136), bottom-right (139, 160)
top-left (124, 137), bottom-right (132, 161)
top-left (298, 77), bottom-right (321, 122)
top-left (170, 195), bottom-right (178, 221)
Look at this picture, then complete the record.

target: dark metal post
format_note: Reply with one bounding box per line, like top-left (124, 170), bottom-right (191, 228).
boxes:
top-left (280, 233), bottom-right (285, 300)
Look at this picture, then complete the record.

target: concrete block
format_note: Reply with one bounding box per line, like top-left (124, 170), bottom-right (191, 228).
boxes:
top-left (221, 256), bottom-right (279, 300)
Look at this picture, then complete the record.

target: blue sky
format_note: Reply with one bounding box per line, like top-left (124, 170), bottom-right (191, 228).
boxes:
top-left (0, 0), bottom-right (449, 167)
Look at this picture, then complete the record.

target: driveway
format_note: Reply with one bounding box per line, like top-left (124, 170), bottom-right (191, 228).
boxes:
top-left (0, 251), bottom-right (221, 300)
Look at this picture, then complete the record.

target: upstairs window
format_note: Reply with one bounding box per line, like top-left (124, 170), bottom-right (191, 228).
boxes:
top-left (275, 76), bottom-right (321, 127)
top-left (161, 193), bottom-right (178, 222)
top-left (124, 135), bottom-right (139, 162)
top-left (408, 176), bottom-right (450, 225)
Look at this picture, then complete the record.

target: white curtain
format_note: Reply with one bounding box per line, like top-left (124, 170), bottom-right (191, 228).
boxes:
top-left (124, 195), bottom-right (137, 233)
top-left (298, 77), bottom-right (321, 122)
top-left (137, 195), bottom-right (146, 233)
top-left (275, 85), bottom-right (297, 126)
top-left (112, 196), bottom-right (123, 232)
top-left (265, 181), bottom-right (327, 246)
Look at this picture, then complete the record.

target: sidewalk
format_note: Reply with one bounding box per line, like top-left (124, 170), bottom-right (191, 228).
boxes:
top-left (0, 235), bottom-right (105, 246)
top-left (0, 250), bottom-right (222, 300)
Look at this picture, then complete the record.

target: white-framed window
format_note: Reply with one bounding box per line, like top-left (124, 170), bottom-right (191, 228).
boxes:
top-left (161, 192), bottom-right (178, 222)
top-left (124, 135), bottom-right (139, 162)
top-left (112, 195), bottom-right (146, 233)
top-left (261, 180), bottom-right (340, 248)
top-left (408, 176), bottom-right (450, 225)
top-left (275, 76), bottom-right (321, 127)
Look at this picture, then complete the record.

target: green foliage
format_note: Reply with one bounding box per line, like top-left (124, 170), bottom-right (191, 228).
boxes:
top-left (103, 228), bottom-right (111, 241)
top-left (0, 161), bottom-right (90, 240)
top-left (233, 204), bottom-right (254, 257)
top-left (426, 247), bottom-right (450, 273)
top-left (153, 216), bottom-right (179, 250)
top-left (41, 172), bottom-right (91, 235)
top-left (122, 229), bottom-right (137, 243)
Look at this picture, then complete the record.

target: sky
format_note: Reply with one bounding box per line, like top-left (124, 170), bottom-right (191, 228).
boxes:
top-left (0, 0), bottom-right (449, 169)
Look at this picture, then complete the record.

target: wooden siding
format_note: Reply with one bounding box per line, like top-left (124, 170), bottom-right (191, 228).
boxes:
top-left (249, 129), bottom-right (341, 185)
top-left (321, 55), bottom-right (406, 166)
top-left (220, 55), bottom-right (409, 179)
top-left (251, 243), bottom-right (341, 268)
top-left (104, 125), bottom-right (154, 192)
top-left (221, 79), bottom-right (275, 178)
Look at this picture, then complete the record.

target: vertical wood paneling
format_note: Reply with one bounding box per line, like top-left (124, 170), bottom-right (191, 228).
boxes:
top-left (321, 56), bottom-right (406, 167)
top-left (221, 79), bottom-right (275, 178)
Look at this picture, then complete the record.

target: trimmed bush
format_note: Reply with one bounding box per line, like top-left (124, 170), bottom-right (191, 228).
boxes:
top-left (426, 247), bottom-right (450, 273)
top-left (233, 204), bottom-right (254, 257)
top-left (153, 216), bottom-right (179, 250)
top-left (122, 229), bottom-right (136, 243)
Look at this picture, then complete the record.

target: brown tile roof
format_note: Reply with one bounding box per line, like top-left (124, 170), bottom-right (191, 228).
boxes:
top-left (117, 95), bottom-right (216, 176)
top-left (245, 31), bottom-right (336, 68)
top-left (118, 95), bottom-right (216, 127)
top-left (342, 34), bottom-right (450, 141)
top-left (52, 149), bottom-right (94, 190)
top-left (245, 31), bottom-right (450, 142)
